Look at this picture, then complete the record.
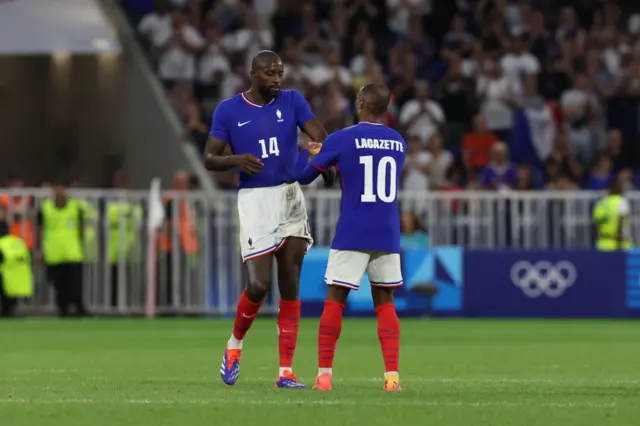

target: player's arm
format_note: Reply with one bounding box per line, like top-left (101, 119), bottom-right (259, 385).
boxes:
top-left (302, 118), bottom-right (328, 145)
top-left (294, 134), bottom-right (340, 185)
top-left (204, 104), bottom-right (263, 174)
top-left (292, 91), bottom-right (334, 184)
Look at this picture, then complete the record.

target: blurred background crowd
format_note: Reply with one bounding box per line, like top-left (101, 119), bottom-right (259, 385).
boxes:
top-left (120, 0), bottom-right (640, 194)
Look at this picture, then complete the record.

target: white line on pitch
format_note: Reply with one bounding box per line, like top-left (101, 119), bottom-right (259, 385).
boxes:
top-left (0, 398), bottom-right (620, 409)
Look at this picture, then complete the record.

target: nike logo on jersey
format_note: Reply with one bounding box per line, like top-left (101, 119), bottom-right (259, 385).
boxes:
top-left (238, 121), bottom-right (251, 127)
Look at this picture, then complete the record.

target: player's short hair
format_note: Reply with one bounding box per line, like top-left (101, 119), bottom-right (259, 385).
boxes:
top-left (360, 83), bottom-right (391, 116)
top-left (251, 50), bottom-right (281, 72)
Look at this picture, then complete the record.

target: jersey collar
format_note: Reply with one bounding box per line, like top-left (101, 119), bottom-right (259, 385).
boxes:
top-left (241, 92), bottom-right (275, 108)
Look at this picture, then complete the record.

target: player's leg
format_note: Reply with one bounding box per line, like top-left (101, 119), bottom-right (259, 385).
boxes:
top-left (220, 254), bottom-right (273, 385)
top-left (368, 252), bottom-right (403, 391)
top-left (273, 236), bottom-right (307, 388)
top-left (221, 187), bottom-right (279, 385)
top-left (314, 250), bottom-right (369, 391)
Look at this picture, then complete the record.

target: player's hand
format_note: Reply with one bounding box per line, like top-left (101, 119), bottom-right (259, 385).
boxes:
top-left (232, 154), bottom-right (263, 174)
top-left (305, 141), bottom-right (322, 156)
top-left (322, 166), bottom-right (337, 187)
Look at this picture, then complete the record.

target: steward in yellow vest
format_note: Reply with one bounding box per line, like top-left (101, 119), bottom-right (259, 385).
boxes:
top-left (107, 199), bottom-right (143, 307)
top-left (0, 219), bottom-right (33, 317)
top-left (36, 182), bottom-right (90, 317)
top-left (78, 200), bottom-right (98, 262)
top-left (593, 178), bottom-right (633, 251)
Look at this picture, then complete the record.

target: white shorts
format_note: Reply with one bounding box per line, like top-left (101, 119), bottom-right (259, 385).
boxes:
top-left (238, 182), bottom-right (313, 262)
top-left (324, 249), bottom-right (403, 291)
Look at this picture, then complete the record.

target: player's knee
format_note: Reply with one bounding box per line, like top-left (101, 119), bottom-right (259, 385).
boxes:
top-left (371, 286), bottom-right (394, 307)
top-left (246, 279), bottom-right (269, 301)
top-left (327, 285), bottom-right (350, 304)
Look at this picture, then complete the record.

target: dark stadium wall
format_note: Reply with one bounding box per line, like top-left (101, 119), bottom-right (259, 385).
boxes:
top-left (0, 53), bottom-right (189, 188)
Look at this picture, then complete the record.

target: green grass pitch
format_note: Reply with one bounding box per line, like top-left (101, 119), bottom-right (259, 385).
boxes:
top-left (1, 318), bottom-right (639, 426)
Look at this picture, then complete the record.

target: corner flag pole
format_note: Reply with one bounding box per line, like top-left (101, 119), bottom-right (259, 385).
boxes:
top-left (146, 178), bottom-right (165, 319)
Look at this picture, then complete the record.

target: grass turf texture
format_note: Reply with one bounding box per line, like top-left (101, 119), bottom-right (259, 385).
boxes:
top-left (0, 319), bottom-right (639, 426)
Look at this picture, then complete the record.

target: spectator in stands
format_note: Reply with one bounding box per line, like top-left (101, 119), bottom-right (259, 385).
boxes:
top-left (588, 156), bottom-right (614, 191)
top-left (560, 73), bottom-right (599, 162)
top-left (398, 80), bottom-right (444, 146)
top-left (603, 129), bottom-right (626, 173)
top-left (426, 133), bottom-right (454, 190)
top-left (437, 49), bottom-right (475, 150)
top-left (501, 34), bottom-right (540, 89)
top-left (197, 19), bottom-right (230, 105)
top-left (305, 49), bottom-right (352, 97)
top-left (153, 7), bottom-right (204, 88)
top-left (318, 81), bottom-right (353, 133)
top-left (444, 15), bottom-right (474, 52)
top-left (545, 130), bottom-right (583, 184)
top-left (619, 168), bottom-right (636, 192)
top-left (137, 0), bottom-right (171, 46)
top-left (513, 163), bottom-right (536, 191)
top-left (546, 174), bottom-right (579, 191)
top-left (402, 135), bottom-right (431, 192)
top-left (476, 59), bottom-right (520, 142)
top-left (481, 142), bottom-right (517, 190)
top-left (282, 40), bottom-right (310, 94)
top-left (222, 11), bottom-right (274, 71)
top-left (441, 161), bottom-right (466, 192)
top-left (555, 7), bottom-right (585, 48)
top-left (463, 114), bottom-right (498, 175)
top-left (167, 83), bottom-right (208, 151)
top-left (525, 10), bottom-right (550, 63)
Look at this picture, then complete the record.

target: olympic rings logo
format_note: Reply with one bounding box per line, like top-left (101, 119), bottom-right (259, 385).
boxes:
top-left (510, 261), bottom-right (577, 298)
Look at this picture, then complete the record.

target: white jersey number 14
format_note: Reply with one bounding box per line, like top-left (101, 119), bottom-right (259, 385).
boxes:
top-left (359, 155), bottom-right (397, 203)
top-left (258, 137), bottom-right (280, 159)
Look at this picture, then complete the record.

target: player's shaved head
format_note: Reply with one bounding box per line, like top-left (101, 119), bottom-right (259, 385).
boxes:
top-left (357, 83), bottom-right (391, 118)
top-left (251, 50), bottom-right (282, 72)
top-left (249, 50), bottom-right (283, 104)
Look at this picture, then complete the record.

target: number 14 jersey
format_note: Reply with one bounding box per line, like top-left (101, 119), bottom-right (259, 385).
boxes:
top-left (310, 122), bottom-right (407, 253)
top-left (209, 90), bottom-right (315, 189)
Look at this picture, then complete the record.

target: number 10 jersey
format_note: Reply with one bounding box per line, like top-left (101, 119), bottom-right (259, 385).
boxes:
top-left (310, 122), bottom-right (407, 253)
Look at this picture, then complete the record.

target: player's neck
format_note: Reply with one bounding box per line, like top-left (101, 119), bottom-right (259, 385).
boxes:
top-left (358, 115), bottom-right (384, 125)
top-left (245, 88), bottom-right (272, 106)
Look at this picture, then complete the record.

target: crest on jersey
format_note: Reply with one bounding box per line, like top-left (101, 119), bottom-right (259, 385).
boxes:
top-left (276, 109), bottom-right (284, 122)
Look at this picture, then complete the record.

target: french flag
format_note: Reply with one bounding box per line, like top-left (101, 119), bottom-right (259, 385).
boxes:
top-left (510, 102), bottom-right (557, 169)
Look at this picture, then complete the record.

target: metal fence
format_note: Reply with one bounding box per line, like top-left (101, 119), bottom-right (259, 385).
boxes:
top-left (1, 188), bottom-right (638, 315)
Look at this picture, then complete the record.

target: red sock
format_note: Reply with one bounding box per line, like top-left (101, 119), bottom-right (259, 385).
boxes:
top-left (318, 300), bottom-right (344, 369)
top-left (375, 303), bottom-right (400, 373)
top-left (232, 290), bottom-right (262, 341)
top-left (277, 299), bottom-right (301, 369)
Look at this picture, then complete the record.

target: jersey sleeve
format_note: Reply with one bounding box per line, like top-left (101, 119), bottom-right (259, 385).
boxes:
top-left (292, 90), bottom-right (315, 129)
top-left (310, 132), bottom-right (341, 172)
top-left (209, 102), bottom-right (230, 143)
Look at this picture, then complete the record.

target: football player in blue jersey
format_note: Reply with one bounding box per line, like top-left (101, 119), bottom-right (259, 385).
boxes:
top-left (204, 50), bottom-right (332, 389)
top-left (294, 83), bottom-right (406, 392)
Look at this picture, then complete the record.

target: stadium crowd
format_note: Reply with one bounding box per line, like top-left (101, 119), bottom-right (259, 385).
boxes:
top-left (122, 0), bottom-right (640, 192)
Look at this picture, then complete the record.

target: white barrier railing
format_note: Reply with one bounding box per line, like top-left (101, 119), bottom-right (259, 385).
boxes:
top-left (0, 188), bottom-right (635, 315)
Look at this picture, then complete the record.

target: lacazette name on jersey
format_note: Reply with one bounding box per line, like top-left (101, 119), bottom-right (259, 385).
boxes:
top-left (354, 138), bottom-right (405, 152)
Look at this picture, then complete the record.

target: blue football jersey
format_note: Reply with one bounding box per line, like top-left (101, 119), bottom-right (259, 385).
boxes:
top-left (311, 122), bottom-right (407, 253)
top-left (209, 90), bottom-right (315, 189)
